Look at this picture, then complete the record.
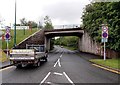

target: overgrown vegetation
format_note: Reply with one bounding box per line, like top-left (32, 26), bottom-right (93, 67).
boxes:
top-left (82, 2), bottom-right (120, 51)
top-left (54, 36), bottom-right (79, 50)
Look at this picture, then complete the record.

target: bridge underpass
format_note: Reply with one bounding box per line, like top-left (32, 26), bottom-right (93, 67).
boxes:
top-left (14, 24), bottom-right (119, 58)
top-left (44, 28), bottom-right (84, 52)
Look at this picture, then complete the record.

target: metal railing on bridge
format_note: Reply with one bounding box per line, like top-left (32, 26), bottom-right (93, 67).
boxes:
top-left (53, 24), bottom-right (80, 29)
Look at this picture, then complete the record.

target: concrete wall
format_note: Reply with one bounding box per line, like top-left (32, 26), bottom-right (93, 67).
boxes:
top-left (45, 37), bottom-right (50, 52)
top-left (79, 31), bottom-right (120, 58)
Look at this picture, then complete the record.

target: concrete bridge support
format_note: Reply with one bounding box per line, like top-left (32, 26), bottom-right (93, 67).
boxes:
top-left (45, 37), bottom-right (50, 52)
top-left (78, 31), bottom-right (103, 56)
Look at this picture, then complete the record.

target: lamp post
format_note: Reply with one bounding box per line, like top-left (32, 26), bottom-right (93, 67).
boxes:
top-left (14, 0), bottom-right (16, 47)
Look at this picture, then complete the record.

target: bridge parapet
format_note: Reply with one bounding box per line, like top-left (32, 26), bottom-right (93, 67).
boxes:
top-left (53, 24), bottom-right (80, 29)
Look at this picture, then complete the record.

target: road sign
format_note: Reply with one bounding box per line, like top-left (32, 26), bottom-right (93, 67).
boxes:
top-left (5, 33), bottom-right (10, 40)
top-left (102, 26), bottom-right (108, 32)
top-left (101, 38), bottom-right (108, 42)
top-left (101, 24), bottom-right (108, 61)
top-left (102, 25), bottom-right (108, 39)
top-left (5, 26), bottom-right (11, 33)
top-left (102, 32), bottom-right (108, 38)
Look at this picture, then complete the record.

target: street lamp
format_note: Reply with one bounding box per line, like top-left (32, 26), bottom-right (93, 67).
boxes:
top-left (14, 0), bottom-right (16, 47)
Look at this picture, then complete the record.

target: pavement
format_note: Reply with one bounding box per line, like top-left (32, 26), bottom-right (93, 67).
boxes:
top-left (1, 46), bottom-right (119, 84)
top-left (0, 60), bottom-right (11, 69)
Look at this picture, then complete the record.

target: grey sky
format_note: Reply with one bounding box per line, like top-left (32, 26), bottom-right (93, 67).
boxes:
top-left (0, 0), bottom-right (90, 26)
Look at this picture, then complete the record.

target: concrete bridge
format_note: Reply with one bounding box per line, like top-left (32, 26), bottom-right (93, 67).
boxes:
top-left (44, 28), bottom-right (84, 51)
top-left (15, 25), bottom-right (119, 58)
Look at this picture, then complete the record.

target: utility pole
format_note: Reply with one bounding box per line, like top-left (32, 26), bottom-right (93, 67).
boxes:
top-left (14, 0), bottom-right (17, 47)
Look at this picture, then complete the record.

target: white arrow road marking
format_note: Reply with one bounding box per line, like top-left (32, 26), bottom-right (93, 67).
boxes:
top-left (60, 55), bottom-right (62, 58)
top-left (40, 72), bottom-right (51, 84)
top-left (60, 52), bottom-right (64, 58)
top-left (54, 58), bottom-right (61, 67)
top-left (63, 72), bottom-right (75, 85)
top-left (54, 59), bottom-right (58, 67)
top-left (58, 59), bottom-right (61, 67)
top-left (53, 72), bottom-right (63, 76)
top-left (54, 53), bottom-right (63, 67)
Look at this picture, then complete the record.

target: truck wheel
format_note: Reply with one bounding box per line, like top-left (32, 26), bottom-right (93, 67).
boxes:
top-left (16, 64), bottom-right (22, 68)
top-left (10, 61), bottom-right (13, 64)
top-left (35, 61), bottom-right (40, 67)
top-left (45, 58), bottom-right (48, 62)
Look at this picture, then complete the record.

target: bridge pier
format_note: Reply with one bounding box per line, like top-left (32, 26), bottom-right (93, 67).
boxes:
top-left (45, 37), bottom-right (50, 52)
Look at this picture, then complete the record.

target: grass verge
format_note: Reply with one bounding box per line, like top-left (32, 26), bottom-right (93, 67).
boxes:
top-left (2, 28), bottom-right (39, 49)
top-left (90, 59), bottom-right (120, 70)
top-left (1, 28), bottom-right (39, 62)
top-left (0, 50), bottom-right (8, 62)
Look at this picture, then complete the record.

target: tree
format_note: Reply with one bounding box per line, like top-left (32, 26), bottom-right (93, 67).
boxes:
top-left (44, 16), bottom-right (53, 29)
top-left (82, 2), bottom-right (120, 51)
top-left (20, 18), bottom-right (27, 26)
top-left (28, 21), bottom-right (37, 28)
top-left (54, 36), bottom-right (79, 49)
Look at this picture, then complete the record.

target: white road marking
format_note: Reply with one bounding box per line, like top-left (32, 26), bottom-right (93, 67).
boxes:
top-left (60, 55), bottom-right (62, 58)
top-left (58, 59), bottom-right (61, 67)
top-left (54, 58), bottom-right (61, 67)
top-left (46, 82), bottom-right (52, 84)
top-left (40, 72), bottom-right (51, 84)
top-left (53, 72), bottom-right (63, 76)
top-left (54, 59), bottom-right (58, 67)
top-left (54, 53), bottom-right (63, 67)
top-left (0, 66), bottom-right (14, 72)
top-left (63, 72), bottom-right (75, 85)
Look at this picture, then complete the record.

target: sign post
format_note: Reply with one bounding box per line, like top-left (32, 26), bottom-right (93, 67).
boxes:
top-left (101, 24), bottom-right (108, 60)
top-left (5, 26), bottom-right (11, 58)
top-left (6, 39), bottom-right (9, 58)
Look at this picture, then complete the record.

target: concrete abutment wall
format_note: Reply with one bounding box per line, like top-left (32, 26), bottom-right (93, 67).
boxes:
top-left (79, 31), bottom-right (120, 58)
top-left (15, 29), bottom-right (45, 49)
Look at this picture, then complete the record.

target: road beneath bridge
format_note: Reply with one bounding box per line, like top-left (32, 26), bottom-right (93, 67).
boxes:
top-left (1, 46), bottom-right (119, 85)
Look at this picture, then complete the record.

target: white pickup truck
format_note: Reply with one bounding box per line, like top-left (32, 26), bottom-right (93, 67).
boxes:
top-left (10, 45), bottom-right (48, 68)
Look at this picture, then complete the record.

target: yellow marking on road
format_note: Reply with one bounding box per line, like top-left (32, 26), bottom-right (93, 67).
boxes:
top-left (0, 66), bottom-right (14, 72)
top-left (92, 64), bottom-right (120, 74)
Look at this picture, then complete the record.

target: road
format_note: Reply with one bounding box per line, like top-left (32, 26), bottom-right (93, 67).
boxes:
top-left (1, 46), bottom-right (119, 85)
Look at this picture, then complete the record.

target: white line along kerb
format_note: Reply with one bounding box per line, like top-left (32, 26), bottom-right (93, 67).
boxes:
top-left (0, 66), bottom-right (14, 72)
top-left (63, 72), bottom-right (75, 85)
top-left (40, 72), bottom-right (51, 84)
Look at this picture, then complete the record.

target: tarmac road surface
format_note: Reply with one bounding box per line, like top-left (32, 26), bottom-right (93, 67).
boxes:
top-left (1, 46), bottom-right (119, 85)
